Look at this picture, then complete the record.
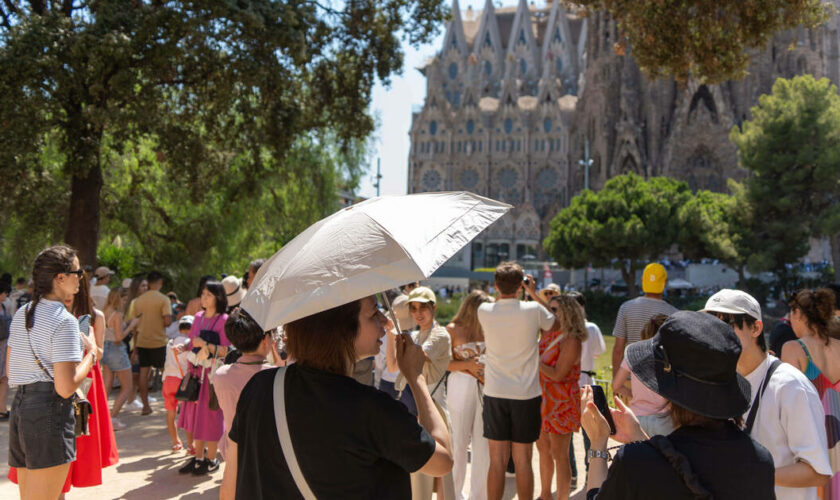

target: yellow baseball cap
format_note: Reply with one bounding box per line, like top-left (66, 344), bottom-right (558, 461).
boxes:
top-left (642, 263), bottom-right (667, 294)
top-left (407, 286), bottom-right (436, 304)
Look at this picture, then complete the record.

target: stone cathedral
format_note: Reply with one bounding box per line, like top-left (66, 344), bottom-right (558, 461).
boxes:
top-left (408, 0), bottom-right (840, 272)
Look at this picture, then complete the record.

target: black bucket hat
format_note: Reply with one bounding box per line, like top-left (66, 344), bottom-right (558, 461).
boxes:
top-left (625, 310), bottom-right (751, 419)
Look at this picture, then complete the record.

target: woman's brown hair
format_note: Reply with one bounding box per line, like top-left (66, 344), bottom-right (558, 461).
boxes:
top-left (641, 313), bottom-right (669, 341)
top-left (450, 290), bottom-right (491, 340)
top-left (25, 245), bottom-right (77, 329)
top-left (70, 274), bottom-right (94, 318)
top-left (285, 299), bottom-right (361, 375)
top-left (789, 288), bottom-right (840, 344)
top-left (670, 401), bottom-right (744, 429)
top-left (549, 294), bottom-right (588, 341)
top-left (104, 287), bottom-right (123, 316)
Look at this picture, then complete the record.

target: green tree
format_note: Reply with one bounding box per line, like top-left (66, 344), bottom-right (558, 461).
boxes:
top-left (0, 0), bottom-right (447, 265)
top-left (543, 173), bottom-right (691, 297)
top-left (676, 182), bottom-right (757, 288)
top-left (730, 74), bottom-right (840, 287)
top-left (576, 0), bottom-right (830, 84)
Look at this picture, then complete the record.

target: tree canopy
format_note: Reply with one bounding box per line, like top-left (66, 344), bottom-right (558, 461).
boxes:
top-left (730, 74), bottom-right (840, 286)
top-left (542, 173), bottom-right (691, 297)
top-left (0, 0), bottom-right (447, 291)
top-left (576, 0), bottom-right (831, 84)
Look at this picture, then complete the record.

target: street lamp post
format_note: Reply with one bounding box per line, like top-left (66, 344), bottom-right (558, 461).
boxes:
top-left (578, 139), bottom-right (594, 290)
top-left (374, 157), bottom-right (382, 197)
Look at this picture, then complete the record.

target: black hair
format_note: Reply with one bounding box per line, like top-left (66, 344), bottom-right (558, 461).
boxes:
top-left (713, 312), bottom-right (766, 351)
top-left (196, 274), bottom-right (216, 299)
top-left (203, 281), bottom-right (228, 314)
top-left (26, 245), bottom-right (78, 329)
top-left (0, 272), bottom-right (11, 283)
top-left (249, 259), bottom-right (265, 272)
top-left (16, 277), bottom-right (26, 286)
top-left (146, 270), bottom-right (164, 285)
top-left (224, 309), bottom-right (267, 353)
top-left (0, 281), bottom-right (11, 295)
top-left (566, 290), bottom-right (586, 309)
top-left (826, 284), bottom-right (840, 310)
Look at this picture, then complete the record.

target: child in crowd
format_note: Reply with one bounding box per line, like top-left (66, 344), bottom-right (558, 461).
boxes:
top-left (214, 309), bottom-right (274, 500)
top-left (611, 313), bottom-right (674, 437)
top-left (163, 315), bottom-right (193, 452)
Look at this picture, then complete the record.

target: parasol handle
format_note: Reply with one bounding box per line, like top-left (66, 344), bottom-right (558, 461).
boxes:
top-left (380, 292), bottom-right (402, 335)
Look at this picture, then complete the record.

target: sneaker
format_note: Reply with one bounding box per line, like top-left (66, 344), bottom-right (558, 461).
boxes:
top-left (192, 458), bottom-right (219, 475)
top-left (148, 396), bottom-right (158, 403)
top-left (178, 457), bottom-right (198, 474)
top-left (571, 475), bottom-right (578, 490)
top-left (127, 399), bottom-right (143, 411)
top-left (111, 418), bottom-right (126, 431)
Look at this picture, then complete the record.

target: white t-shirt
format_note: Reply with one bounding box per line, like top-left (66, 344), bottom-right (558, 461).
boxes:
top-left (90, 284), bottom-right (110, 311)
top-left (478, 299), bottom-right (555, 400)
top-left (743, 355), bottom-right (832, 500)
top-left (580, 320), bottom-right (606, 386)
top-left (163, 335), bottom-right (191, 379)
top-left (8, 300), bottom-right (82, 386)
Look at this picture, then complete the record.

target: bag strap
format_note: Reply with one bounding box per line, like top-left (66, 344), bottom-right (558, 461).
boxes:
top-left (23, 303), bottom-right (54, 381)
top-left (647, 435), bottom-right (713, 499)
top-left (744, 359), bottom-right (782, 435)
top-left (431, 371), bottom-right (450, 397)
top-left (172, 346), bottom-right (184, 378)
top-left (274, 367), bottom-right (316, 500)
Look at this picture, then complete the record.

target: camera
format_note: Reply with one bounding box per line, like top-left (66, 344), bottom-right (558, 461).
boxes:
top-left (523, 277), bottom-right (531, 286)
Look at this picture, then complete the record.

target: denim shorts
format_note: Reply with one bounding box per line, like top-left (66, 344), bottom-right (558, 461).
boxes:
top-left (9, 382), bottom-right (76, 469)
top-left (102, 341), bottom-right (131, 372)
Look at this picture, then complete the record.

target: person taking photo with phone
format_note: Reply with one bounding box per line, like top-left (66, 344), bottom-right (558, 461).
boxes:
top-left (581, 311), bottom-right (775, 499)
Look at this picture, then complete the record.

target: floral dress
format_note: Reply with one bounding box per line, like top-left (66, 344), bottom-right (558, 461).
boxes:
top-left (538, 330), bottom-right (581, 435)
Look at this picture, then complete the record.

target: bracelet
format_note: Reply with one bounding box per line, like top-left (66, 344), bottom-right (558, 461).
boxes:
top-left (587, 449), bottom-right (611, 461)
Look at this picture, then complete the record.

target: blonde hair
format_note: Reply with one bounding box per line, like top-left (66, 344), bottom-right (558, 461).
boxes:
top-left (451, 290), bottom-right (491, 340)
top-left (549, 295), bottom-right (588, 341)
top-left (103, 287), bottom-right (123, 317)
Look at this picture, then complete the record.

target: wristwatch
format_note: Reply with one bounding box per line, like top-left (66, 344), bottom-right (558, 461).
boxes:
top-left (587, 449), bottom-right (611, 461)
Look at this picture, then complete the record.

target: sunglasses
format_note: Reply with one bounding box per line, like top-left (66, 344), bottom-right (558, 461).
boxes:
top-left (64, 269), bottom-right (85, 277)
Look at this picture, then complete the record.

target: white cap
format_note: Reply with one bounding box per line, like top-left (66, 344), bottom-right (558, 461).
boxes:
top-left (701, 289), bottom-right (762, 321)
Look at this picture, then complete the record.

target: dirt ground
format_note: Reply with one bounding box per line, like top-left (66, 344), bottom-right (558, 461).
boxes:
top-left (0, 387), bottom-right (593, 499)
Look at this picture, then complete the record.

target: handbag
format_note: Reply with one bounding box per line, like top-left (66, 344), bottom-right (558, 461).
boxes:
top-left (175, 366), bottom-right (204, 402)
top-left (207, 350), bottom-right (221, 411)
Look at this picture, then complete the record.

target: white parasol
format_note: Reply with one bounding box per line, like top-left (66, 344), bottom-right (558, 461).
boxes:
top-left (242, 191), bottom-right (512, 331)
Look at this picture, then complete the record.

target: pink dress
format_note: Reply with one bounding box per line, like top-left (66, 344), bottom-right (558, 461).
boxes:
top-left (177, 311), bottom-right (229, 442)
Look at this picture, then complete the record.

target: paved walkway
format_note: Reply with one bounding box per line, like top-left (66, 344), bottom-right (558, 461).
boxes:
top-left (0, 388), bottom-right (594, 499)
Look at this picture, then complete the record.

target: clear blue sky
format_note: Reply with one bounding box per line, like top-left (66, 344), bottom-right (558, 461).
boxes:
top-left (360, 0), bottom-right (535, 198)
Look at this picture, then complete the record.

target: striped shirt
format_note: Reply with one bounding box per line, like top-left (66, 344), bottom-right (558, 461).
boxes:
top-left (7, 299), bottom-right (82, 387)
top-left (612, 296), bottom-right (678, 344)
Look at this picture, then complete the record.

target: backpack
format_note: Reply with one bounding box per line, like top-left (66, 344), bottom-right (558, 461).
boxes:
top-left (0, 304), bottom-right (10, 341)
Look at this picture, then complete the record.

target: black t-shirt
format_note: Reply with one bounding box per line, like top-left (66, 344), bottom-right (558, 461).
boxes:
top-left (587, 423), bottom-right (775, 500)
top-left (229, 365), bottom-right (436, 500)
top-left (768, 319), bottom-right (796, 357)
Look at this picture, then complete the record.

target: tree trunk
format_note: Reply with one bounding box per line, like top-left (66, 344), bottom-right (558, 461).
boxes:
top-left (737, 266), bottom-right (746, 290)
top-left (620, 261), bottom-right (638, 298)
top-left (831, 233), bottom-right (840, 284)
top-left (64, 163), bottom-right (103, 267)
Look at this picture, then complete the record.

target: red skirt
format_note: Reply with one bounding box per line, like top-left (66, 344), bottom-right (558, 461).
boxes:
top-left (8, 361), bottom-right (119, 491)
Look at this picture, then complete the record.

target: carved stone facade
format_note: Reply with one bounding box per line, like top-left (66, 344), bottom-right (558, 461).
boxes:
top-left (408, 0), bottom-right (840, 270)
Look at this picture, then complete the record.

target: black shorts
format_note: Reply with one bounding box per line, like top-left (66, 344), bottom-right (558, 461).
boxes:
top-left (9, 382), bottom-right (76, 469)
top-left (483, 395), bottom-right (542, 443)
top-left (137, 346), bottom-right (166, 368)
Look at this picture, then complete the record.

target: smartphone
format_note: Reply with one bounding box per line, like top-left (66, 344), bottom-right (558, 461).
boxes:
top-left (78, 314), bottom-right (91, 336)
top-left (590, 384), bottom-right (617, 435)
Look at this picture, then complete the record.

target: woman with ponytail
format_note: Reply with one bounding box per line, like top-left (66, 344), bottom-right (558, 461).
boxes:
top-left (5, 245), bottom-right (97, 499)
top-left (782, 288), bottom-right (840, 499)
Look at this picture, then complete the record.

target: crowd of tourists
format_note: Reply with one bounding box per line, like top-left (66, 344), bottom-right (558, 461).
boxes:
top-left (3, 246), bottom-right (840, 500)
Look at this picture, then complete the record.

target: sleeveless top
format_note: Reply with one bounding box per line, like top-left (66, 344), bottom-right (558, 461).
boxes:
top-left (104, 311), bottom-right (118, 342)
top-left (797, 339), bottom-right (840, 499)
top-left (452, 341), bottom-right (485, 360)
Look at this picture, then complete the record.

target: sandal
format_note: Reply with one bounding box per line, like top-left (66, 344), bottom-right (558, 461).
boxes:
top-left (172, 442), bottom-right (183, 452)
top-left (186, 445), bottom-right (196, 456)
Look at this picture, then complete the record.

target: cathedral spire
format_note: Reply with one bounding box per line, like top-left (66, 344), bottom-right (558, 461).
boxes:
top-left (506, 0), bottom-right (540, 82)
top-left (442, 0), bottom-right (467, 55)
